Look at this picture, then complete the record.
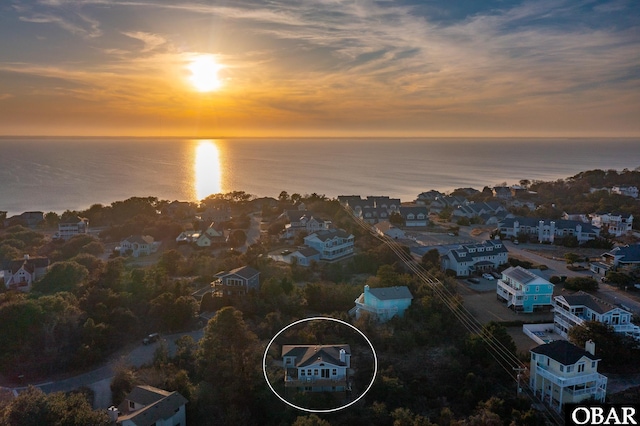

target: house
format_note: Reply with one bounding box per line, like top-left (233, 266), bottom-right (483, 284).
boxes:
top-left (340, 195), bottom-right (400, 224)
top-left (416, 190), bottom-right (444, 205)
top-left (562, 212), bottom-right (590, 223)
top-left (113, 385), bottom-right (188, 426)
top-left (399, 206), bottom-right (428, 227)
top-left (351, 285), bottom-right (413, 322)
top-left (195, 222), bottom-right (225, 247)
top-left (529, 340), bottom-right (607, 413)
top-left (304, 229), bottom-right (354, 261)
top-left (212, 265), bottom-right (260, 296)
top-left (2, 255), bottom-right (49, 292)
top-left (553, 291), bottom-right (640, 340)
top-left (591, 243), bottom-right (640, 276)
top-left (280, 210), bottom-right (330, 239)
top-left (441, 240), bottom-right (508, 277)
top-left (282, 344), bottom-right (351, 392)
top-left (428, 195), bottom-right (467, 214)
top-left (199, 205), bottom-right (231, 223)
top-left (496, 266), bottom-right (554, 313)
top-left (611, 185), bottom-right (638, 198)
top-left (589, 212), bottom-right (633, 237)
top-left (268, 247), bottom-right (320, 267)
top-left (3, 211), bottom-right (44, 228)
top-left (373, 221), bottom-right (405, 240)
top-left (451, 202), bottom-right (506, 222)
top-left (175, 230), bottom-right (201, 244)
top-left (162, 201), bottom-right (196, 219)
top-left (492, 186), bottom-right (512, 200)
top-left (56, 216), bottom-right (89, 240)
top-left (119, 235), bottom-right (160, 257)
top-left (498, 217), bottom-right (600, 244)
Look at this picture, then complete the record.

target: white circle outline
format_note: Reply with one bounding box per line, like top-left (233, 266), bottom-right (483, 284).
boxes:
top-left (262, 316), bottom-right (378, 413)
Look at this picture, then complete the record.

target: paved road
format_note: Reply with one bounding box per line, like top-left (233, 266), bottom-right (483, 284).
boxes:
top-left (8, 328), bottom-right (204, 408)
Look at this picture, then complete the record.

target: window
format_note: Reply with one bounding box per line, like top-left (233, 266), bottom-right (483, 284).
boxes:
top-left (560, 365), bottom-right (564, 372)
top-left (301, 370), bottom-right (305, 376)
top-left (129, 401), bottom-right (135, 409)
top-left (314, 369), bottom-right (319, 376)
top-left (578, 363), bottom-right (585, 373)
top-left (332, 369), bottom-right (337, 376)
top-left (592, 361), bottom-right (596, 369)
top-left (566, 366), bottom-right (572, 373)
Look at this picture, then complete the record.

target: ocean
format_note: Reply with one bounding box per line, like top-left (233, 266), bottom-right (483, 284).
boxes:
top-left (1, 137), bottom-right (639, 216)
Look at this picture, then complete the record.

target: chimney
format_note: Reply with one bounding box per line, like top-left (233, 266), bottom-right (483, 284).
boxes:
top-left (107, 406), bottom-right (118, 422)
top-left (585, 339), bottom-right (596, 356)
top-left (340, 348), bottom-right (346, 363)
top-left (364, 285), bottom-right (370, 293)
top-left (24, 254), bottom-right (30, 260)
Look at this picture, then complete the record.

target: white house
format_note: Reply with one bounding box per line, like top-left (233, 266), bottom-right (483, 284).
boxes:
top-left (304, 229), bottom-right (354, 261)
top-left (589, 212), bottom-right (633, 237)
top-left (280, 210), bottom-right (331, 239)
top-left (553, 291), bottom-right (640, 340)
top-left (114, 385), bottom-right (188, 426)
top-left (496, 266), bottom-right (554, 313)
top-left (611, 185), bottom-right (638, 198)
top-left (195, 223), bottom-right (225, 247)
top-left (119, 235), bottom-right (160, 257)
top-left (282, 344), bottom-right (351, 392)
top-left (441, 240), bottom-right (508, 277)
top-left (399, 206), bottom-right (428, 227)
top-left (351, 285), bottom-right (413, 322)
top-left (373, 221), bottom-right (405, 239)
top-left (56, 216), bottom-right (89, 240)
top-left (498, 217), bottom-right (600, 244)
top-left (212, 265), bottom-right (260, 296)
top-left (2, 255), bottom-right (49, 292)
top-left (529, 340), bottom-right (607, 413)
top-left (268, 247), bottom-right (320, 266)
top-left (591, 243), bottom-right (640, 276)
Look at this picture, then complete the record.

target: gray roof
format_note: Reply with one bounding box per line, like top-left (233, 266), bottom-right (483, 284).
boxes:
top-left (123, 235), bottom-right (154, 244)
top-left (294, 247), bottom-right (320, 257)
top-left (228, 265), bottom-right (260, 279)
top-left (368, 286), bottom-right (413, 301)
top-left (502, 266), bottom-right (538, 284)
top-left (448, 240), bottom-right (508, 263)
top-left (557, 291), bottom-right (621, 315)
top-left (399, 206), bottom-right (428, 216)
top-left (311, 229), bottom-right (352, 241)
top-left (118, 386), bottom-right (188, 426)
top-left (607, 244), bottom-right (640, 263)
top-left (531, 340), bottom-right (599, 365)
top-left (4, 256), bottom-right (49, 273)
top-left (282, 344), bottom-right (351, 368)
top-left (499, 217), bottom-right (598, 233)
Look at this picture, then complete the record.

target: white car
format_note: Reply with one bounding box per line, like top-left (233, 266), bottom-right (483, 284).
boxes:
top-left (482, 273), bottom-right (494, 280)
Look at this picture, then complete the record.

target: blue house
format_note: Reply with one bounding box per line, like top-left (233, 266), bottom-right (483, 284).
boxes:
top-left (351, 285), bottom-right (413, 322)
top-left (496, 266), bottom-right (554, 313)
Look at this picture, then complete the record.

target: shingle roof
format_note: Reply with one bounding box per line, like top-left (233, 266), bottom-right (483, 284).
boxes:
top-left (123, 235), bottom-right (154, 244)
top-left (4, 257), bottom-right (49, 274)
top-left (531, 340), bottom-right (599, 364)
top-left (311, 229), bottom-right (352, 241)
top-left (118, 386), bottom-right (188, 426)
top-left (558, 291), bottom-right (619, 315)
top-left (294, 247), bottom-right (320, 257)
top-left (502, 266), bottom-right (539, 284)
top-left (368, 286), bottom-right (413, 301)
top-left (229, 265), bottom-right (260, 279)
top-left (282, 345), bottom-right (351, 368)
top-left (608, 244), bottom-right (640, 263)
top-left (448, 240), bottom-right (508, 262)
top-left (500, 217), bottom-right (598, 233)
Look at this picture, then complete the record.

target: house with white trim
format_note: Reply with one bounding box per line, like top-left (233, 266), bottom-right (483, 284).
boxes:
top-left (56, 216), bottom-right (89, 240)
top-left (114, 385), bottom-right (188, 426)
top-left (589, 212), bottom-right (633, 237)
top-left (2, 255), bottom-right (49, 292)
top-left (304, 229), bottom-right (354, 261)
top-left (119, 235), bottom-right (160, 257)
top-left (553, 291), bottom-right (640, 340)
top-left (611, 185), bottom-right (638, 198)
top-left (529, 340), bottom-right (606, 413)
top-left (591, 243), bottom-right (640, 276)
top-left (372, 221), bottom-right (405, 239)
top-left (498, 217), bottom-right (600, 244)
top-left (399, 206), bottom-right (428, 227)
top-left (441, 240), bottom-right (508, 277)
top-left (282, 344), bottom-right (351, 392)
top-left (351, 285), bottom-right (413, 322)
top-left (212, 265), bottom-right (260, 296)
top-left (496, 266), bottom-right (554, 313)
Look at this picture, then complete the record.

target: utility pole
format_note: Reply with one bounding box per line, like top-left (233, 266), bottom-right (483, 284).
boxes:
top-left (514, 367), bottom-right (527, 396)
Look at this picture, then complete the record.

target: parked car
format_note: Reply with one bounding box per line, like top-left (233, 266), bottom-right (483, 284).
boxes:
top-left (143, 333), bottom-right (160, 345)
top-left (490, 271), bottom-right (501, 279)
top-left (482, 273), bottom-right (494, 280)
top-left (467, 278), bottom-right (480, 284)
top-left (513, 239), bottom-right (519, 245)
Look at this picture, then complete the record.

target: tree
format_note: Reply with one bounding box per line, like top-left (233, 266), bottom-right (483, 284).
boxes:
top-left (564, 276), bottom-right (598, 292)
top-left (110, 364), bottom-right (138, 406)
top-left (564, 252), bottom-right (581, 266)
top-left (227, 229), bottom-right (247, 247)
top-left (31, 261), bottom-right (89, 294)
top-left (605, 271), bottom-right (633, 289)
top-left (292, 414), bottom-right (332, 426)
top-left (278, 191), bottom-right (290, 202)
top-left (421, 248), bottom-right (441, 268)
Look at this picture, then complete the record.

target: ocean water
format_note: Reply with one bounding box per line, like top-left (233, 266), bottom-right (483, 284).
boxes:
top-left (1, 137), bottom-right (639, 216)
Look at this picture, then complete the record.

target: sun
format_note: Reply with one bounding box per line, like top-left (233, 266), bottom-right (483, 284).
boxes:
top-left (187, 55), bottom-right (223, 92)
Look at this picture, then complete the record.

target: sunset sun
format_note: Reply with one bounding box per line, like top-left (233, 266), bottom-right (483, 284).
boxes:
top-left (187, 55), bottom-right (223, 92)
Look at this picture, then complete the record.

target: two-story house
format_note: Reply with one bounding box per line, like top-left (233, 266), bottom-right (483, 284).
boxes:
top-left (591, 243), bottom-right (640, 276)
top-left (56, 216), bottom-right (89, 240)
top-left (530, 340), bottom-right (607, 413)
top-left (498, 217), bottom-right (600, 244)
top-left (351, 285), bottom-right (413, 322)
top-left (399, 206), bottom-right (428, 227)
top-left (212, 265), bottom-right (260, 296)
top-left (2, 255), bottom-right (49, 292)
top-left (611, 185), bottom-right (639, 198)
top-left (304, 229), bottom-right (354, 261)
top-left (280, 210), bottom-right (331, 239)
top-left (496, 266), bottom-right (554, 313)
top-left (282, 344), bottom-right (351, 392)
top-left (589, 212), bottom-right (633, 237)
top-left (119, 235), bottom-right (160, 257)
top-left (114, 385), bottom-right (188, 426)
top-left (553, 291), bottom-right (640, 340)
top-left (195, 222), bottom-right (225, 247)
top-left (441, 240), bottom-right (508, 277)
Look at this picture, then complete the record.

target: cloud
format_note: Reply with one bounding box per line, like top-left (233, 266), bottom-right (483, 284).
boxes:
top-left (122, 31), bottom-right (167, 52)
top-left (19, 11), bottom-right (103, 38)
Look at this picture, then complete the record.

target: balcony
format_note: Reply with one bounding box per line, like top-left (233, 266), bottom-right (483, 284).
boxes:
top-left (284, 375), bottom-right (347, 388)
top-left (535, 365), bottom-right (607, 389)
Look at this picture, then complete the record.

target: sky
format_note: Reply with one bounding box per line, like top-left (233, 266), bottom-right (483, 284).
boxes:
top-left (1, 0), bottom-right (639, 137)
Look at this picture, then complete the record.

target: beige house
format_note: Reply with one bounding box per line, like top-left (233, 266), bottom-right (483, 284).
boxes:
top-left (2, 255), bottom-right (49, 292)
top-left (119, 235), bottom-right (160, 257)
top-left (113, 385), bottom-right (187, 426)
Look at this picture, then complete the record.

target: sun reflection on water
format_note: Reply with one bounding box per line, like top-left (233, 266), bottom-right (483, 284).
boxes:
top-left (194, 140), bottom-right (222, 200)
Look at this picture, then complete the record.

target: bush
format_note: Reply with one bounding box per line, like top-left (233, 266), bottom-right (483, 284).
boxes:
top-left (549, 276), bottom-right (561, 284)
top-left (564, 277), bottom-right (599, 292)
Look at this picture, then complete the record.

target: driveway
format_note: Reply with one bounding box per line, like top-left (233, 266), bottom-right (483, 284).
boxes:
top-left (9, 328), bottom-right (205, 409)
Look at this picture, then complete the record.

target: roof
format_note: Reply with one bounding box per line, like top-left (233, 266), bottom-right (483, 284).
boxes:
top-left (228, 265), bottom-right (260, 279)
top-left (447, 240), bottom-right (508, 263)
top-left (607, 244), bottom-right (640, 263)
top-left (557, 291), bottom-right (620, 315)
top-left (502, 266), bottom-right (543, 285)
top-left (531, 340), bottom-right (599, 365)
top-left (310, 229), bottom-right (352, 241)
top-left (118, 386), bottom-right (188, 426)
top-left (4, 256), bottom-right (49, 274)
top-left (123, 235), bottom-right (154, 244)
top-left (499, 217), bottom-right (598, 234)
top-left (368, 286), bottom-right (413, 301)
top-left (282, 344), bottom-right (351, 368)
top-left (293, 247), bottom-right (320, 257)
top-left (399, 206), bottom-right (428, 215)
